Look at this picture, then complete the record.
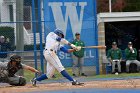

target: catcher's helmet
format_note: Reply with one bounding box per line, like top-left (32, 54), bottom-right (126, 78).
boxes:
top-left (10, 55), bottom-right (21, 63)
top-left (54, 29), bottom-right (64, 38)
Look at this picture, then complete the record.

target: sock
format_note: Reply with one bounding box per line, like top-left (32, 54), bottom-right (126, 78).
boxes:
top-left (36, 74), bottom-right (48, 81)
top-left (61, 70), bottom-right (74, 82)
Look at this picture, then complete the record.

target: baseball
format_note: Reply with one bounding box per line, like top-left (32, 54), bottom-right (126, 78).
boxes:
top-left (115, 72), bottom-right (118, 75)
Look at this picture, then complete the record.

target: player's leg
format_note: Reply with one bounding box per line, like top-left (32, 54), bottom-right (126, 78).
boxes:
top-left (31, 54), bottom-right (56, 86)
top-left (117, 61), bottom-right (121, 73)
top-left (112, 61), bottom-right (115, 73)
top-left (31, 50), bottom-right (74, 85)
top-left (8, 76), bottom-right (26, 86)
top-left (35, 62), bottom-right (55, 81)
top-left (79, 57), bottom-right (87, 76)
top-left (48, 52), bottom-right (84, 85)
top-left (133, 60), bottom-right (140, 72)
top-left (31, 51), bottom-right (49, 86)
top-left (48, 53), bottom-right (73, 81)
top-left (46, 62), bottom-right (56, 78)
top-left (72, 54), bottom-right (79, 76)
top-left (126, 60), bottom-right (131, 72)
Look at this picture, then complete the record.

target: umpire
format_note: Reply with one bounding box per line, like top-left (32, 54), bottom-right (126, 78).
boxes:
top-left (0, 54), bottom-right (39, 86)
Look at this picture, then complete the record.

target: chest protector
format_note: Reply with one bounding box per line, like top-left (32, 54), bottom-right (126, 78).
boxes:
top-left (7, 62), bottom-right (22, 77)
top-left (7, 55), bottom-right (23, 77)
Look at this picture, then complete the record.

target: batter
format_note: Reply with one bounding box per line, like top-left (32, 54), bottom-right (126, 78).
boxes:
top-left (31, 29), bottom-right (83, 86)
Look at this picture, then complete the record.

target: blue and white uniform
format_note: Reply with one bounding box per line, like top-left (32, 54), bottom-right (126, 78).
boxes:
top-left (44, 32), bottom-right (68, 78)
top-left (32, 29), bottom-right (84, 86)
top-left (34, 30), bottom-right (77, 83)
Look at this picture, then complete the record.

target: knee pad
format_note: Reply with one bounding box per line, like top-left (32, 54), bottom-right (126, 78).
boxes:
top-left (18, 77), bottom-right (26, 86)
top-left (9, 77), bottom-right (26, 86)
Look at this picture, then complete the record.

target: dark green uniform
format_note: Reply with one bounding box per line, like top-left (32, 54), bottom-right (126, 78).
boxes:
top-left (107, 48), bottom-right (122, 60)
top-left (125, 47), bottom-right (140, 72)
top-left (107, 48), bottom-right (122, 73)
top-left (72, 39), bottom-right (85, 58)
top-left (125, 48), bottom-right (137, 60)
top-left (72, 39), bottom-right (85, 76)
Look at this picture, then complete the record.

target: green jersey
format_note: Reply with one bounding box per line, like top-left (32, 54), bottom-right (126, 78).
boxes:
top-left (107, 48), bottom-right (122, 60)
top-left (125, 48), bottom-right (137, 60)
top-left (72, 39), bottom-right (85, 58)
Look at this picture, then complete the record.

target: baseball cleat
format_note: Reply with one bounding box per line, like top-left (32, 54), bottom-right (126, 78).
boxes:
top-left (31, 78), bottom-right (37, 86)
top-left (72, 80), bottom-right (84, 85)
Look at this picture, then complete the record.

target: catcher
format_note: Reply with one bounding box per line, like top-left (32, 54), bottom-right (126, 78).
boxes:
top-left (0, 54), bottom-right (39, 86)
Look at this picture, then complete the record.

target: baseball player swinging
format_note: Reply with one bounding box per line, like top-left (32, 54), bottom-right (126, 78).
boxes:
top-left (31, 29), bottom-right (83, 86)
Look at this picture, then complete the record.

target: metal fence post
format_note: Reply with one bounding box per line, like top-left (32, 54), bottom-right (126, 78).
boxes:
top-left (16, 0), bottom-right (24, 76)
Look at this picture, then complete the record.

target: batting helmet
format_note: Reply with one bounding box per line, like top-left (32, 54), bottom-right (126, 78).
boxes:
top-left (54, 29), bottom-right (64, 38)
top-left (10, 55), bottom-right (21, 63)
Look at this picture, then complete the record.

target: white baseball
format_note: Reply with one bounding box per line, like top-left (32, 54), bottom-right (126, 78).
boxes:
top-left (115, 72), bottom-right (118, 75)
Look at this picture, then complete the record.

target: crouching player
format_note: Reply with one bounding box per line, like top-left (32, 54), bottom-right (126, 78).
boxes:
top-left (0, 55), bottom-right (40, 86)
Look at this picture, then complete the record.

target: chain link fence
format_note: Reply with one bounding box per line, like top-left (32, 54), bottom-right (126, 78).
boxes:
top-left (0, 0), bottom-right (45, 74)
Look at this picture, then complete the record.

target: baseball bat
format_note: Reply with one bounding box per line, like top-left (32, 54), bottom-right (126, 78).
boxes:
top-left (82, 45), bottom-right (106, 49)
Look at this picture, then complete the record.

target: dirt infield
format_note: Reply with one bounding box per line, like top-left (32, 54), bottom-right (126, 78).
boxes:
top-left (1, 79), bottom-right (140, 93)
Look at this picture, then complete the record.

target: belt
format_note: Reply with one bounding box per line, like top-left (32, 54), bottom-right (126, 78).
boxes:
top-left (45, 49), bottom-right (56, 53)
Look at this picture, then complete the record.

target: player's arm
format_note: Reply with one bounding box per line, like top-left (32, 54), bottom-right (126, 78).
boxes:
top-left (56, 37), bottom-right (78, 50)
top-left (59, 38), bottom-right (79, 50)
top-left (134, 48), bottom-right (137, 56)
top-left (107, 49), bottom-right (111, 58)
top-left (60, 46), bottom-right (76, 53)
top-left (107, 49), bottom-right (112, 62)
top-left (125, 48), bottom-right (131, 58)
top-left (22, 64), bottom-right (40, 73)
top-left (119, 49), bottom-right (122, 61)
top-left (50, 32), bottom-right (70, 45)
top-left (51, 32), bottom-right (79, 50)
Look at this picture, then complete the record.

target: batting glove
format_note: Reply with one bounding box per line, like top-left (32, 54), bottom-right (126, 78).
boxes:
top-left (75, 46), bottom-right (81, 51)
top-left (70, 44), bottom-right (77, 49)
top-left (36, 71), bottom-right (42, 76)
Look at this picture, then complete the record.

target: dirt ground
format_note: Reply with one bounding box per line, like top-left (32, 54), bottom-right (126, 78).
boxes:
top-left (1, 79), bottom-right (140, 93)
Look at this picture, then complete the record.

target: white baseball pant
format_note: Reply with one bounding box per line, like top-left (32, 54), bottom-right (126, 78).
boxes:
top-left (44, 49), bottom-right (65, 78)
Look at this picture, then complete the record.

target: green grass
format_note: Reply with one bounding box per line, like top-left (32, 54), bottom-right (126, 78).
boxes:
top-left (24, 67), bottom-right (73, 82)
top-left (90, 73), bottom-right (140, 79)
top-left (24, 67), bottom-right (140, 82)
top-left (24, 70), bottom-right (35, 82)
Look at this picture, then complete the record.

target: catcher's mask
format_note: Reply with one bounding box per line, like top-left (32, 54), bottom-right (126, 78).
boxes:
top-left (8, 55), bottom-right (22, 77)
top-left (10, 55), bottom-right (22, 63)
top-left (54, 29), bottom-right (64, 38)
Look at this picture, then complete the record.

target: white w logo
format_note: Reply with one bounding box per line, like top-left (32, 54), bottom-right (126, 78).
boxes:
top-left (48, 2), bottom-right (87, 37)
